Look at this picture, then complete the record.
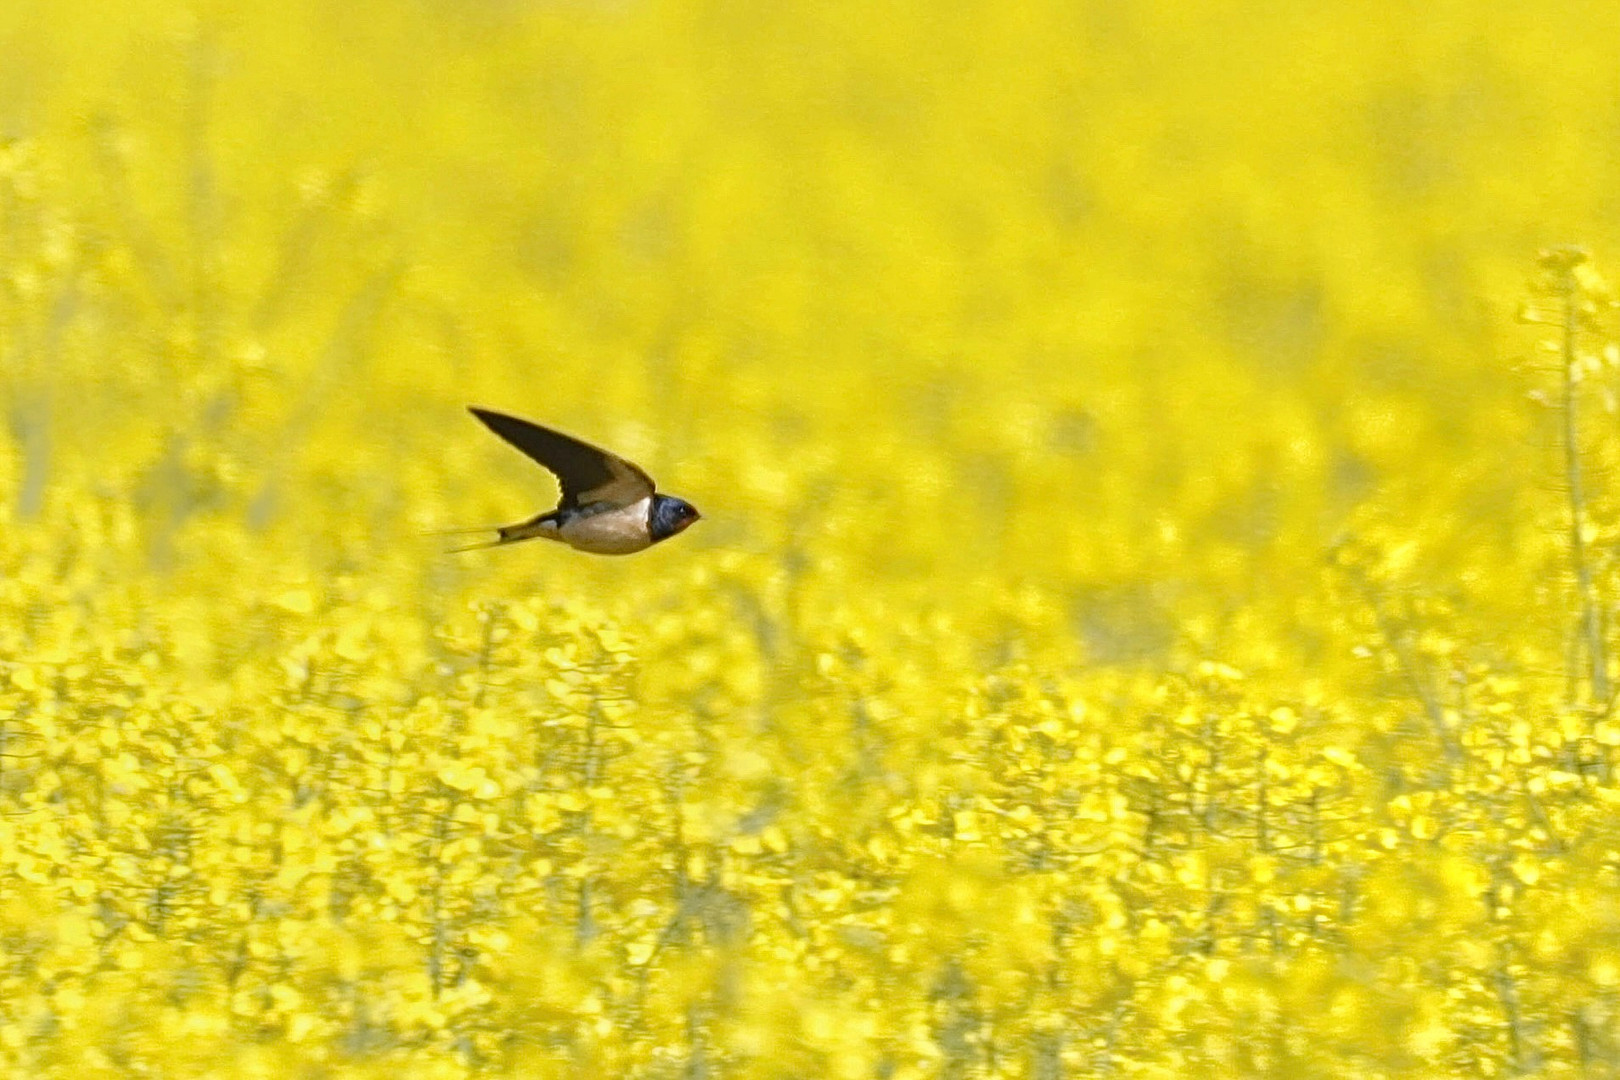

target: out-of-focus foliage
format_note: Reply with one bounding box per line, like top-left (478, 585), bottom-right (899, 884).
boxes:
top-left (4, 0), bottom-right (1620, 1076)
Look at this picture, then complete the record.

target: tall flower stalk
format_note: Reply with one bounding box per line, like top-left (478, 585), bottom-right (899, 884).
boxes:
top-left (1528, 247), bottom-right (1613, 705)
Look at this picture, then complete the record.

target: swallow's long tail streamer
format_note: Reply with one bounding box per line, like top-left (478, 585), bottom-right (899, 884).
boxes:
top-left (422, 525), bottom-right (513, 554)
top-left (445, 537), bottom-right (508, 554)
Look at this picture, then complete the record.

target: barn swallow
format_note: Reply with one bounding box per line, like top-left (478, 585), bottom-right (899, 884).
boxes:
top-left (454, 407), bottom-right (700, 556)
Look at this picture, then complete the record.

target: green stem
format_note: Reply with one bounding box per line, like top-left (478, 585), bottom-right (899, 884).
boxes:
top-left (1561, 265), bottom-right (1609, 703)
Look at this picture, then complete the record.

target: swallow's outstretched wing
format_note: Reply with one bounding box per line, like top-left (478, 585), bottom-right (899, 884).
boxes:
top-left (468, 407), bottom-right (656, 510)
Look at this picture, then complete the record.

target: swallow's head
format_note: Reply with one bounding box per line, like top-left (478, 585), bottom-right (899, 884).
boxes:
top-left (649, 494), bottom-right (702, 543)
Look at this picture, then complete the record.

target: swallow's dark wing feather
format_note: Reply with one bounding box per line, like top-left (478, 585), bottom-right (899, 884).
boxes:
top-left (469, 407), bottom-right (656, 510)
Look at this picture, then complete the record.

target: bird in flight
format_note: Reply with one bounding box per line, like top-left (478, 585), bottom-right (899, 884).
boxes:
top-left (454, 407), bottom-right (701, 555)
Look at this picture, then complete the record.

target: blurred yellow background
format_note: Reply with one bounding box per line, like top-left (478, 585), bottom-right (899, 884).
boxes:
top-left (4, 0), bottom-right (1620, 1075)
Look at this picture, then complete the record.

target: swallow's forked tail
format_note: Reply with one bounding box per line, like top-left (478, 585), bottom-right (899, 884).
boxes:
top-left (441, 525), bottom-right (516, 554)
top-left (444, 533), bottom-right (507, 554)
top-left (435, 515), bottom-right (554, 554)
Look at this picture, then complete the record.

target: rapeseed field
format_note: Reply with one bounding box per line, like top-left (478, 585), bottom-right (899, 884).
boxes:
top-left (5, 0), bottom-right (1620, 1075)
